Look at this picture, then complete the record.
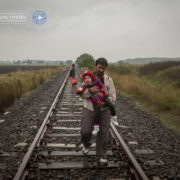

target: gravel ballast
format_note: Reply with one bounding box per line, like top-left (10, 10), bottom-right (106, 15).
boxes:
top-left (0, 70), bottom-right (68, 179)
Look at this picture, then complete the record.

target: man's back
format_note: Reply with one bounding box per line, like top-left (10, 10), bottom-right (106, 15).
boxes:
top-left (70, 67), bottom-right (75, 77)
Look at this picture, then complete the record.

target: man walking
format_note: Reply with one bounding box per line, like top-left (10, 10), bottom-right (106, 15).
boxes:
top-left (79, 58), bottom-right (116, 164)
top-left (69, 64), bottom-right (75, 78)
top-left (69, 64), bottom-right (76, 85)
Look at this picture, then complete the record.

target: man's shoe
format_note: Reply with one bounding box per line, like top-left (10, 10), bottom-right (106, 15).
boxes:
top-left (92, 125), bottom-right (99, 135)
top-left (99, 157), bottom-right (108, 164)
top-left (81, 144), bottom-right (89, 155)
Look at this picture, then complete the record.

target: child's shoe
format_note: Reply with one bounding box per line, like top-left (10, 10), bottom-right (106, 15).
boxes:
top-left (110, 116), bottom-right (119, 126)
top-left (92, 125), bottom-right (99, 135)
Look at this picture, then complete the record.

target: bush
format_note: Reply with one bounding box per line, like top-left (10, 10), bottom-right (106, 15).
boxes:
top-left (108, 64), bottom-right (135, 75)
top-left (160, 66), bottom-right (180, 80)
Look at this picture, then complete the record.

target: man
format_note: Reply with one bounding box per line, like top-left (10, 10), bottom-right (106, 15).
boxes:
top-left (69, 64), bottom-right (76, 85)
top-left (79, 58), bottom-right (116, 164)
top-left (69, 64), bottom-right (75, 77)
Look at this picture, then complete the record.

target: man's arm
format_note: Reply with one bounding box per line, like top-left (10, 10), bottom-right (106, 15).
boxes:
top-left (80, 88), bottom-right (92, 99)
top-left (84, 81), bottom-right (97, 88)
top-left (108, 77), bottom-right (116, 104)
top-left (80, 86), bottom-right (99, 99)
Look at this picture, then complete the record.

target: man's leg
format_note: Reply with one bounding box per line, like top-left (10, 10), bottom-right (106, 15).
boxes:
top-left (92, 106), bottom-right (101, 135)
top-left (96, 108), bottom-right (110, 157)
top-left (81, 108), bottom-right (95, 148)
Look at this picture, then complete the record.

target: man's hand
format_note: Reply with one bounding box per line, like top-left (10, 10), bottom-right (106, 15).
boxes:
top-left (76, 87), bottom-right (83, 94)
top-left (88, 86), bottom-right (99, 94)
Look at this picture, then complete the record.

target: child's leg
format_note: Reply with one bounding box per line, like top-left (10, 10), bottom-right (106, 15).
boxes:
top-left (104, 97), bottom-right (119, 126)
top-left (104, 97), bottom-right (116, 116)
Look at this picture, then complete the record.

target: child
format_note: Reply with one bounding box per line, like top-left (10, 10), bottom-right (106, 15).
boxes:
top-left (76, 71), bottom-right (118, 134)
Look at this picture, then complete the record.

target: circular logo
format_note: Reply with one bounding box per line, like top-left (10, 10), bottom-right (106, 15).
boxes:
top-left (32, 10), bottom-right (47, 25)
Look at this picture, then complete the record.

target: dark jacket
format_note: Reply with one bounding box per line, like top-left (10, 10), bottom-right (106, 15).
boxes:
top-left (69, 67), bottom-right (75, 77)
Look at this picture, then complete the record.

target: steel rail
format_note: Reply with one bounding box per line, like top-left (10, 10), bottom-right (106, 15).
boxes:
top-left (110, 122), bottom-right (149, 180)
top-left (14, 68), bottom-right (70, 180)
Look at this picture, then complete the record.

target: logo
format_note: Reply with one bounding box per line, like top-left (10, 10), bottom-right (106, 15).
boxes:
top-left (0, 10), bottom-right (28, 24)
top-left (32, 10), bottom-right (47, 24)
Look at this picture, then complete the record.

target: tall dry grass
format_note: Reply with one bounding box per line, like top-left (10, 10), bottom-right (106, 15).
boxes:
top-left (0, 67), bottom-right (64, 112)
top-left (139, 60), bottom-right (180, 75)
top-left (108, 71), bottom-right (180, 112)
top-left (159, 66), bottom-right (180, 80)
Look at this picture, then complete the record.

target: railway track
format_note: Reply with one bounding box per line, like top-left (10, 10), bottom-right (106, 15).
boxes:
top-left (13, 66), bottom-right (150, 180)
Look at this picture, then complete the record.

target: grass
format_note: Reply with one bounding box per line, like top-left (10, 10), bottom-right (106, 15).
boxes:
top-left (138, 60), bottom-right (180, 75)
top-left (0, 67), bottom-right (64, 112)
top-left (107, 62), bottom-right (180, 134)
top-left (108, 64), bottom-right (137, 75)
top-left (151, 66), bottom-right (180, 88)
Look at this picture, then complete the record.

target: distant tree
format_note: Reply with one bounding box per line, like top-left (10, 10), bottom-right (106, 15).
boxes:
top-left (59, 61), bottom-right (64, 65)
top-left (26, 59), bottom-right (33, 64)
top-left (37, 60), bottom-right (44, 64)
top-left (118, 60), bottom-right (126, 64)
top-left (65, 60), bottom-right (73, 65)
top-left (17, 60), bottom-right (21, 64)
top-left (76, 53), bottom-right (95, 68)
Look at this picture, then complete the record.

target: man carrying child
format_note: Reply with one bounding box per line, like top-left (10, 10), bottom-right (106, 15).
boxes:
top-left (76, 58), bottom-right (118, 164)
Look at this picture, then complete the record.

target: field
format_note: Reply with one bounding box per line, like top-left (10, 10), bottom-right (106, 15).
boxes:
top-left (0, 65), bottom-right (57, 74)
top-left (0, 66), bottom-right (65, 112)
top-left (108, 61), bottom-right (180, 133)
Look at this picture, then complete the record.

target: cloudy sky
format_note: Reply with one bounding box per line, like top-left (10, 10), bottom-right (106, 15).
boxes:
top-left (0, 0), bottom-right (180, 62)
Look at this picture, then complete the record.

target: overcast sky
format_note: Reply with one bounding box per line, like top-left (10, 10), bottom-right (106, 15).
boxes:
top-left (0, 0), bottom-right (180, 62)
